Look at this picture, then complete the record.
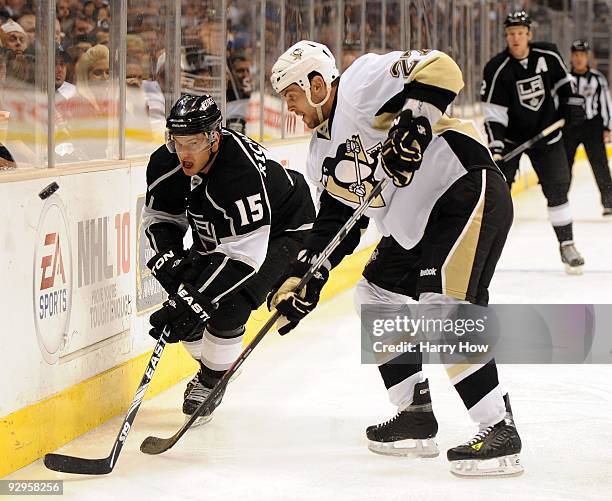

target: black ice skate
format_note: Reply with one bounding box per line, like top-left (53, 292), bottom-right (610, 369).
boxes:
top-left (366, 379), bottom-right (439, 457)
top-left (447, 396), bottom-right (523, 477)
top-left (603, 207), bottom-right (612, 217)
top-left (560, 241), bottom-right (584, 275)
top-left (183, 367), bottom-right (225, 427)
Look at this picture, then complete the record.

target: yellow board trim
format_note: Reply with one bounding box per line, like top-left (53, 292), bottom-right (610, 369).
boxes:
top-left (0, 143), bottom-right (609, 476)
top-left (0, 245), bottom-right (376, 478)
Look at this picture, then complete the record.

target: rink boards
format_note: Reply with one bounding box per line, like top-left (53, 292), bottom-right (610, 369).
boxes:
top-left (0, 137), bottom-right (603, 477)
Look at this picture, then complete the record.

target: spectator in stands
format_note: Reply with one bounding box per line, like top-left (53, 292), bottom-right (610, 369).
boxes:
top-left (93, 27), bottom-right (108, 46)
top-left (126, 58), bottom-right (143, 88)
top-left (54, 45), bottom-right (77, 160)
top-left (5, 49), bottom-right (34, 83)
top-left (57, 0), bottom-right (73, 37)
top-left (141, 51), bottom-right (167, 131)
top-left (57, 44), bottom-right (110, 161)
top-left (83, 0), bottom-right (95, 20)
top-left (1, 19), bottom-right (27, 55)
top-left (72, 13), bottom-right (95, 39)
top-left (226, 53), bottom-right (251, 133)
top-left (55, 45), bottom-right (75, 100)
top-left (1, 47), bottom-right (35, 166)
top-left (65, 37), bottom-right (92, 82)
top-left (228, 54), bottom-right (251, 98)
top-left (93, 0), bottom-right (109, 12)
top-left (127, 34), bottom-right (149, 78)
top-left (0, 0), bottom-right (27, 21)
top-left (16, 13), bottom-right (34, 47)
top-left (96, 4), bottom-right (109, 31)
top-left (74, 43), bottom-right (109, 106)
top-left (55, 17), bottom-right (62, 45)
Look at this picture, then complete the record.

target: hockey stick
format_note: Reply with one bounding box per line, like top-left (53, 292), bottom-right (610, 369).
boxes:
top-left (502, 118), bottom-right (565, 162)
top-left (43, 326), bottom-right (171, 474)
top-left (140, 177), bottom-right (390, 455)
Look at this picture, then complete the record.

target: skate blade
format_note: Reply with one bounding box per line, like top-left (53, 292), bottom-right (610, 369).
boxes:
top-left (564, 263), bottom-right (584, 275)
top-left (184, 413), bottom-right (213, 429)
top-left (449, 454), bottom-right (524, 477)
top-left (368, 438), bottom-right (439, 458)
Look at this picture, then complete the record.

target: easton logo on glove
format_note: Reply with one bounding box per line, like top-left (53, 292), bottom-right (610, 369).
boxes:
top-left (177, 285), bottom-right (210, 321)
top-left (151, 249), bottom-right (181, 274)
top-left (149, 283), bottom-right (216, 343)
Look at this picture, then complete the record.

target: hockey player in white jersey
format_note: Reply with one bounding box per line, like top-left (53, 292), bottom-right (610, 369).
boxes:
top-left (268, 41), bottom-right (523, 477)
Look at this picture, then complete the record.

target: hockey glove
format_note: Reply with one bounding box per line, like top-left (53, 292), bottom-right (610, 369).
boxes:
top-left (488, 140), bottom-right (506, 168)
top-left (147, 248), bottom-right (208, 295)
top-left (267, 251), bottom-right (330, 335)
top-left (560, 95), bottom-right (586, 128)
top-left (381, 109), bottom-right (433, 187)
top-left (149, 283), bottom-right (217, 343)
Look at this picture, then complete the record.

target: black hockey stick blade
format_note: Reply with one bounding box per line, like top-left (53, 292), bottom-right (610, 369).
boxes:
top-left (140, 311), bottom-right (281, 455)
top-left (140, 179), bottom-right (390, 456)
top-left (43, 452), bottom-right (113, 475)
top-left (43, 327), bottom-right (170, 474)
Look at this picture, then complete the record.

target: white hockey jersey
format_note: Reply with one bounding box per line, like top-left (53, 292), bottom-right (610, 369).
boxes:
top-left (306, 50), bottom-right (499, 251)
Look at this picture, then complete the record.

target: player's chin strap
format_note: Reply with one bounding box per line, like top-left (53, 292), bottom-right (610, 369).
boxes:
top-left (305, 84), bottom-right (332, 126)
top-left (200, 133), bottom-right (222, 174)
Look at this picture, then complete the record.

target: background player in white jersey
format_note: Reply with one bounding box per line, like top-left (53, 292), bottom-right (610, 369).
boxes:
top-left (143, 94), bottom-right (315, 425)
top-left (268, 41), bottom-right (522, 477)
top-left (481, 11), bottom-right (586, 274)
top-left (563, 39), bottom-right (612, 215)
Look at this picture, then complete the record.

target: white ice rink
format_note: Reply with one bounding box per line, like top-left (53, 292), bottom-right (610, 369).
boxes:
top-left (6, 161), bottom-right (612, 500)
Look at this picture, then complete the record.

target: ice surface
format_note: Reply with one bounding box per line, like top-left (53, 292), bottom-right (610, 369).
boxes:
top-left (6, 161), bottom-right (612, 500)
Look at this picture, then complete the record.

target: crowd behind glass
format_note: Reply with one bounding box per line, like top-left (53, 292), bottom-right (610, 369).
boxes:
top-left (0, 0), bottom-right (608, 170)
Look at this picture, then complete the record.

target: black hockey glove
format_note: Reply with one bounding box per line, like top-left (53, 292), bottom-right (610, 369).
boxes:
top-left (267, 251), bottom-right (330, 335)
top-left (149, 283), bottom-right (217, 343)
top-left (560, 95), bottom-right (586, 128)
top-left (147, 248), bottom-right (208, 295)
top-left (147, 248), bottom-right (188, 295)
top-left (381, 109), bottom-right (433, 187)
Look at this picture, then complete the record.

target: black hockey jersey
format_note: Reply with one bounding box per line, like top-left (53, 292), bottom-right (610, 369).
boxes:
top-left (481, 42), bottom-right (575, 146)
top-left (572, 67), bottom-right (612, 129)
top-left (143, 128), bottom-right (315, 303)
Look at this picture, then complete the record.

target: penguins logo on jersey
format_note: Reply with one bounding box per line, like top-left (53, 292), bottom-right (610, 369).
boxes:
top-left (321, 135), bottom-right (386, 207)
top-left (516, 75), bottom-right (545, 111)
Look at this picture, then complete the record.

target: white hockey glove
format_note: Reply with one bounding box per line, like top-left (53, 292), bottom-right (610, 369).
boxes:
top-left (267, 251), bottom-right (330, 335)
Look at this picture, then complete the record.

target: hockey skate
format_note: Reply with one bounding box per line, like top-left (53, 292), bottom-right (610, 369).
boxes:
top-left (366, 380), bottom-right (439, 457)
top-left (447, 395), bottom-right (523, 477)
top-left (560, 241), bottom-right (584, 275)
top-left (183, 368), bottom-right (225, 428)
top-left (603, 207), bottom-right (612, 217)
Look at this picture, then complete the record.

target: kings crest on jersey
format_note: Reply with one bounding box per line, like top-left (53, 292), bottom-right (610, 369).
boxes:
top-left (307, 49), bottom-right (496, 250)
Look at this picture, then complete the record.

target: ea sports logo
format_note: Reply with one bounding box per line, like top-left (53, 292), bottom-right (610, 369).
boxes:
top-left (33, 192), bottom-right (73, 364)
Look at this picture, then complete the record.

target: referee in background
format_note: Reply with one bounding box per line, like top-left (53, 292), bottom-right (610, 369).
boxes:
top-left (563, 39), bottom-right (612, 216)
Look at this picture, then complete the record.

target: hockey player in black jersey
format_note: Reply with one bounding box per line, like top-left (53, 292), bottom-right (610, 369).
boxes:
top-left (563, 39), bottom-right (612, 216)
top-left (481, 10), bottom-right (586, 274)
top-left (143, 94), bottom-right (315, 425)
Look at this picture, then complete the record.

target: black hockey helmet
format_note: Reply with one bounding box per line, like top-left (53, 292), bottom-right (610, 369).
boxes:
top-left (571, 39), bottom-right (590, 52)
top-left (504, 11), bottom-right (532, 29)
top-left (166, 94), bottom-right (222, 136)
